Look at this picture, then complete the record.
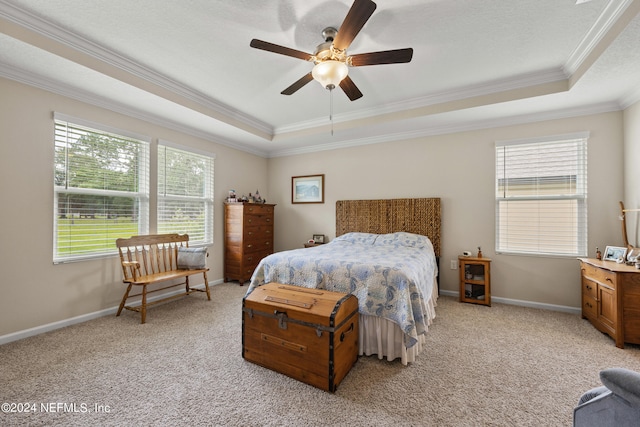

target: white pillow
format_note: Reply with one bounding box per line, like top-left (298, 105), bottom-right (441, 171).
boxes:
top-left (374, 232), bottom-right (431, 249)
top-left (333, 232), bottom-right (378, 245)
top-left (177, 247), bottom-right (207, 270)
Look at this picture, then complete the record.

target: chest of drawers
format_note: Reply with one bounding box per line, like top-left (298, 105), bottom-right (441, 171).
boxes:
top-left (578, 258), bottom-right (640, 348)
top-left (224, 203), bottom-right (275, 284)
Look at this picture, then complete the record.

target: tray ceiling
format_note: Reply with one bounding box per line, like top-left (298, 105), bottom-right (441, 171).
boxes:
top-left (1, 0), bottom-right (639, 157)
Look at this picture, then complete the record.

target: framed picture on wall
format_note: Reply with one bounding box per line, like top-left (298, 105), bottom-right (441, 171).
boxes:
top-left (292, 174), bottom-right (324, 204)
top-left (602, 246), bottom-right (627, 262)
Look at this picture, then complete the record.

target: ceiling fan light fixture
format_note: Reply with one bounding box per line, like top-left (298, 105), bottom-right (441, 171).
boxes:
top-left (250, 0), bottom-right (410, 101)
top-left (312, 60), bottom-right (348, 90)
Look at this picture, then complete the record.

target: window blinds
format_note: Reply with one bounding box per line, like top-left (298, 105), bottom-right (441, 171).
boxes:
top-left (53, 115), bottom-right (150, 263)
top-left (157, 141), bottom-right (214, 245)
top-left (495, 133), bottom-right (588, 257)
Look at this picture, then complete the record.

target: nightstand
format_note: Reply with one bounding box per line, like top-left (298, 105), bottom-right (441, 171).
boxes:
top-left (459, 256), bottom-right (491, 306)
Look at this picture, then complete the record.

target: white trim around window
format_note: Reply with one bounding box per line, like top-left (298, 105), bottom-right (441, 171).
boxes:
top-left (157, 139), bottom-right (215, 246)
top-left (53, 113), bottom-right (150, 263)
top-left (495, 132), bottom-right (589, 257)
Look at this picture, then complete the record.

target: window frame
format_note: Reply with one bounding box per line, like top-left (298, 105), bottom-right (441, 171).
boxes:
top-left (495, 132), bottom-right (589, 258)
top-left (53, 113), bottom-right (150, 263)
top-left (157, 139), bottom-right (215, 246)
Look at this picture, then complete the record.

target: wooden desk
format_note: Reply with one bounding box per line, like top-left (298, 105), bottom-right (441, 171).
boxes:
top-left (578, 258), bottom-right (640, 348)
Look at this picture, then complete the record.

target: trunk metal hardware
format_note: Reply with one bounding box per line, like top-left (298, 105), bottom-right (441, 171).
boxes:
top-left (274, 310), bottom-right (288, 329)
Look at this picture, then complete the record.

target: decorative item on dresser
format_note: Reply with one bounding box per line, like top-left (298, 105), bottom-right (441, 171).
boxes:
top-left (602, 246), bottom-right (627, 262)
top-left (224, 203), bottom-right (275, 284)
top-left (578, 258), bottom-right (640, 348)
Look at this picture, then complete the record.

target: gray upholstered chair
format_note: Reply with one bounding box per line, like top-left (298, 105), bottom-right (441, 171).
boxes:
top-left (573, 367), bottom-right (640, 427)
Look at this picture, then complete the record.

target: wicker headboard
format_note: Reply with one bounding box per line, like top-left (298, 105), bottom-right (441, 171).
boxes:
top-left (336, 198), bottom-right (441, 256)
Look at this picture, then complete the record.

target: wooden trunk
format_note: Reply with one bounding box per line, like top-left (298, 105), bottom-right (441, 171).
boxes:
top-left (242, 283), bottom-right (359, 392)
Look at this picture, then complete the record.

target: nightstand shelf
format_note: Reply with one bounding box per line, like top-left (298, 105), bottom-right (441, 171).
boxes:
top-left (459, 256), bottom-right (491, 306)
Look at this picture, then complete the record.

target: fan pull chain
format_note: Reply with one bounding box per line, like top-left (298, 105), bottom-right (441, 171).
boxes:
top-left (329, 87), bottom-right (334, 136)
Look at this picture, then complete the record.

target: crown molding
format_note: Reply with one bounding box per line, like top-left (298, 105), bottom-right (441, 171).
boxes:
top-left (620, 84), bottom-right (640, 110)
top-left (0, 0), bottom-right (273, 139)
top-left (2, 0), bottom-right (635, 159)
top-left (565, 0), bottom-right (637, 75)
top-left (0, 63), bottom-right (270, 158)
top-left (275, 68), bottom-right (568, 134)
top-left (267, 101), bottom-right (622, 158)
top-left (274, 75), bottom-right (569, 143)
top-left (0, 60), bottom-right (626, 160)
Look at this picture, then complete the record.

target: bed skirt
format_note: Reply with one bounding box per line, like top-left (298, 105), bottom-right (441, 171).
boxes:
top-left (358, 279), bottom-right (438, 365)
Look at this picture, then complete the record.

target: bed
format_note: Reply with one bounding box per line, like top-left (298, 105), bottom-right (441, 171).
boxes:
top-left (246, 198), bottom-right (441, 365)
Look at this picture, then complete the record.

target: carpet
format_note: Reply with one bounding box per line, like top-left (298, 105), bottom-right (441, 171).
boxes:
top-left (1, 282), bottom-right (639, 426)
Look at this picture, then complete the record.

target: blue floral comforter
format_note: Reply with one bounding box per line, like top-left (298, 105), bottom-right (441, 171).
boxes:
top-left (246, 232), bottom-right (438, 348)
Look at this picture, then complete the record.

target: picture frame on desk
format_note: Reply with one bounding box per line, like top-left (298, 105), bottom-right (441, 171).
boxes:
top-left (313, 234), bottom-right (325, 244)
top-left (603, 246), bottom-right (627, 262)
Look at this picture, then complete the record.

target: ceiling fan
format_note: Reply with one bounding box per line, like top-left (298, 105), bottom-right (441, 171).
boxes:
top-left (249, 0), bottom-right (413, 101)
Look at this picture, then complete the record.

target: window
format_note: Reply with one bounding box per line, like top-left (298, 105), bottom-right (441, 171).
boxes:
top-left (158, 141), bottom-right (215, 245)
top-left (53, 113), bottom-right (150, 263)
top-left (495, 133), bottom-right (588, 257)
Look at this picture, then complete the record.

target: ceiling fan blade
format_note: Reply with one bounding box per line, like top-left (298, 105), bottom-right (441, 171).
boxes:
top-left (349, 48), bottom-right (413, 67)
top-left (250, 39), bottom-right (313, 61)
top-left (281, 72), bottom-right (314, 95)
top-left (339, 75), bottom-right (363, 101)
top-left (333, 0), bottom-right (377, 51)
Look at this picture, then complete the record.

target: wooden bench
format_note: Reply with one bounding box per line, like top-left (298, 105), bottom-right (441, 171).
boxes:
top-left (116, 233), bottom-right (211, 323)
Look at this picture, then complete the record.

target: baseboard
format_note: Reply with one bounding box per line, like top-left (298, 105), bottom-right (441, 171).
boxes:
top-left (439, 290), bottom-right (581, 315)
top-left (4, 284), bottom-right (580, 346)
top-left (0, 280), bottom-right (224, 346)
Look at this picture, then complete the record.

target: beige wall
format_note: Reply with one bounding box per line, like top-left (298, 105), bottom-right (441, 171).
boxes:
top-left (0, 74), bottom-right (631, 339)
top-left (623, 100), bottom-right (640, 246)
top-left (0, 78), bottom-right (268, 337)
top-left (267, 112), bottom-right (624, 309)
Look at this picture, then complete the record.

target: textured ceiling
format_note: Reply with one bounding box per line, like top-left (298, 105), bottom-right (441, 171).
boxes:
top-left (1, 0), bottom-right (639, 157)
